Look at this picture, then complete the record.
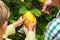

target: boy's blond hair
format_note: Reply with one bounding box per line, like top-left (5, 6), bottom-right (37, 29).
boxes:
top-left (0, 1), bottom-right (10, 28)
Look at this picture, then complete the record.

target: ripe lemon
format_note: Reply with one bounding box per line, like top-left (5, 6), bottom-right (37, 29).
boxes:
top-left (23, 11), bottom-right (35, 27)
top-left (39, 0), bottom-right (45, 3)
top-left (21, 0), bottom-right (24, 2)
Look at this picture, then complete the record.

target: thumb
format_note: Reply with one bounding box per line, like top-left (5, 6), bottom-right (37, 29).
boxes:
top-left (23, 25), bottom-right (28, 34)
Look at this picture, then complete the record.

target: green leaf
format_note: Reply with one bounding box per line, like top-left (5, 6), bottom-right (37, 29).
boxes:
top-left (31, 8), bottom-right (41, 17)
top-left (19, 6), bottom-right (27, 15)
top-left (49, 6), bottom-right (59, 17)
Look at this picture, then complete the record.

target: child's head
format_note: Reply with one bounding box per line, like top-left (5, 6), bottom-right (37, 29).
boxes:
top-left (0, 1), bottom-right (10, 37)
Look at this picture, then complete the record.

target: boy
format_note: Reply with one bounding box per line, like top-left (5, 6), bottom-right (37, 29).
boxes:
top-left (0, 0), bottom-right (25, 40)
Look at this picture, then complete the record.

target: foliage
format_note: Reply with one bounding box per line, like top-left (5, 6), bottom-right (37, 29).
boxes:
top-left (3, 0), bottom-right (59, 40)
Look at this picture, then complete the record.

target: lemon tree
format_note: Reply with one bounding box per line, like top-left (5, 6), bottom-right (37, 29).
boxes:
top-left (3, 0), bottom-right (59, 40)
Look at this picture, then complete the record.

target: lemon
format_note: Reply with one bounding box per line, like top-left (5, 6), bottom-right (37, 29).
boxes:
top-left (21, 0), bottom-right (24, 2)
top-left (39, 0), bottom-right (45, 3)
top-left (23, 11), bottom-right (35, 27)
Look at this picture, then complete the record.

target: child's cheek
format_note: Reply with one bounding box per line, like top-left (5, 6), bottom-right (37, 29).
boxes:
top-left (2, 21), bottom-right (7, 34)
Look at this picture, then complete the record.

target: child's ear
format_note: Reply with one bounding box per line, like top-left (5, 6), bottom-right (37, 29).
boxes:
top-left (2, 21), bottom-right (7, 31)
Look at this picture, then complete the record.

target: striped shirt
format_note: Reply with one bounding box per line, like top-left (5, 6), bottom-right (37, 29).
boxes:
top-left (44, 10), bottom-right (60, 40)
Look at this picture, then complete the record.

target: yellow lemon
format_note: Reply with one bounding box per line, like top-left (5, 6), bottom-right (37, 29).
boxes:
top-left (39, 0), bottom-right (45, 3)
top-left (21, 0), bottom-right (24, 2)
top-left (23, 11), bottom-right (35, 27)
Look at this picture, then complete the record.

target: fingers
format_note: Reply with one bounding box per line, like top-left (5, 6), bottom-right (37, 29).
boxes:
top-left (28, 19), bottom-right (31, 24)
top-left (32, 18), bottom-right (36, 33)
top-left (19, 16), bottom-right (25, 22)
top-left (23, 25), bottom-right (28, 34)
top-left (42, 4), bottom-right (47, 12)
top-left (34, 18), bottom-right (36, 24)
top-left (23, 18), bottom-right (36, 33)
top-left (18, 16), bottom-right (22, 20)
top-left (41, 0), bottom-right (52, 14)
top-left (22, 18), bottom-right (25, 22)
top-left (19, 16), bottom-right (22, 20)
top-left (32, 18), bottom-right (36, 27)
top-left (33, 25), bottom-right (36, 33)
top-left (20, 16), bottom-right (22, 18)
top-left (44, 11), bottom-right (50, 14)
top-left (41, 4), bottom-right (51, 14)
top-left (28, 18), bottom-right (36, 26)
top-left (28, 19), bottom-right (32, 27)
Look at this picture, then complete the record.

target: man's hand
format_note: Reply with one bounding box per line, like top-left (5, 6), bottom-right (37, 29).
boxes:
top-left (41, 0), bottom-right (52, 14)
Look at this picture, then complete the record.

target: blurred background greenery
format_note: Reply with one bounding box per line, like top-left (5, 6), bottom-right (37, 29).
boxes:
top-left (3, 0), bottom-right (59, 40)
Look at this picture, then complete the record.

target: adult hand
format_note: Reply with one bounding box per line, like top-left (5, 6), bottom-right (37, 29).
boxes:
top-left (41, 0), bottom-right (52, 14)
